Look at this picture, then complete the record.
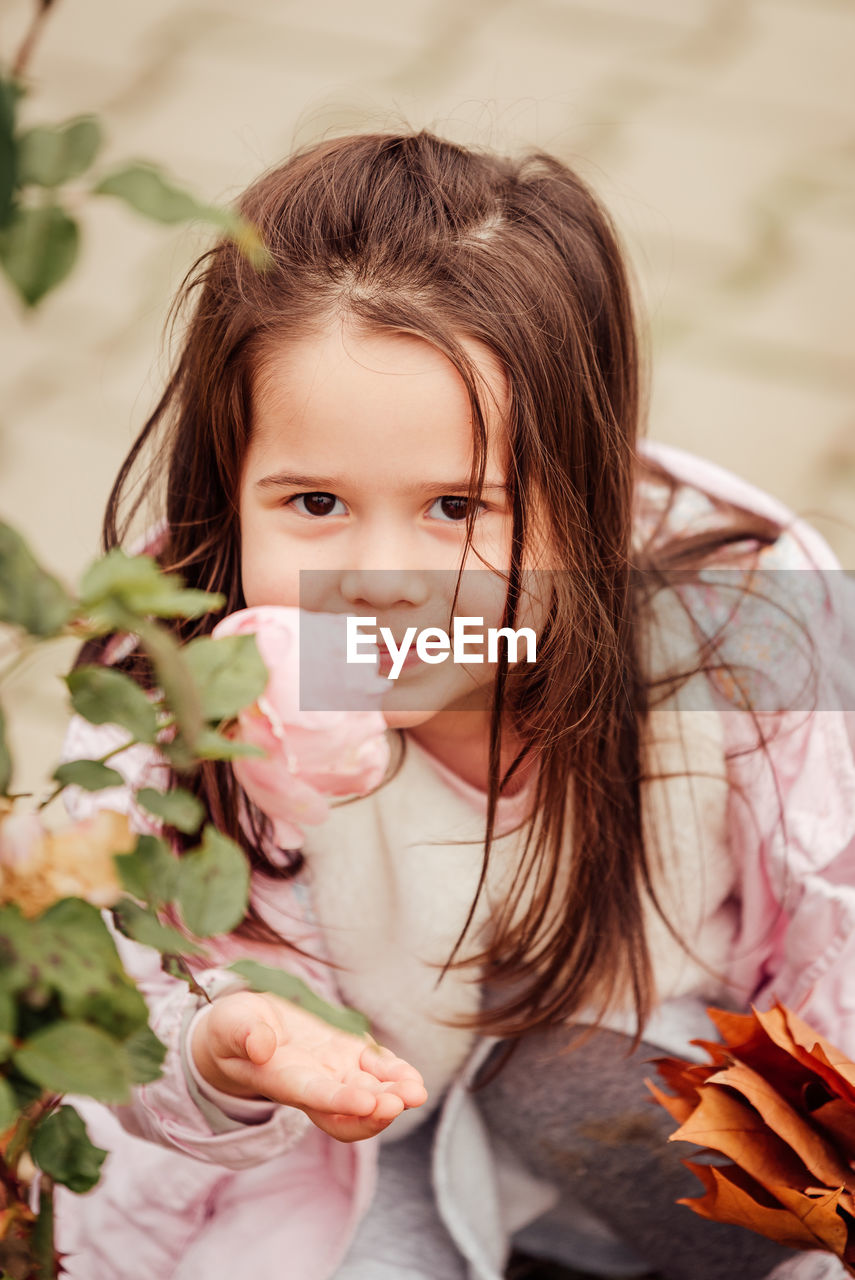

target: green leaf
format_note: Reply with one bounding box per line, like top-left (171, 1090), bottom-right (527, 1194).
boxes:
top-left (80, 596), bottom-right (207, 764)
top-left (137, 786), bottom-right (204, 835)
top-left (0, 1076), bottom-right (16, 1132)
top-left (134, 616), bottom-right (204, 762)
top-left (228, 959), bottom-right (371, 1036)
top-left (52, 758), bottom-right (124, 791)
top-left (7, 1070), bottom-right (42, 1115)
top-left (9, 899), bottom-right (151, 1038)
top-left (111, 898), bottom-right (203, 955)
top-left (66, 665), bottom-right (158, 743)
top-left (0, 77), bottom-right (19, 230)
top-left (182, 634), bottom-right (268, 721)
top-left (185, 728), bottom-right (264, 762)
top-left (0, 986), bottom-right (15, 1061)
top-left (92, 163), bottom-right (271, 268)
top-left (82, 560), bottom-right (211, 759)
top-left (78, 553), bottom-right (222, 754)
top-left (121, 1023), bottom-right (166, 1084)
top-left (93, 162), bottom-right (225, 226)
top-left (79, 549), bottom-right (222, 621)
top-left (38, 896), bottom-right (125, 968)
top-left (0, 904), bottom-right (35, 996)
top-left (14, 1022), bottom-right (132, 1103)
top-left (70, 979), bottom-right (150, 1043)
top-left (0, 521), bottom-right (74, 636)
top-left (175, 825), bottom-right (249, 937)
top-left (0, 705), bottom-right (11, 794)
top-left (30, 1103), bottom-right (108, 1192)
top-left (17, 116), bottom-right (102, 188)
top-left (0, 202), bottom-right (79, 306)
top-left (114, 834), bottom-right (178, 908)
top-left (228, 217), bottom-right (273, 272)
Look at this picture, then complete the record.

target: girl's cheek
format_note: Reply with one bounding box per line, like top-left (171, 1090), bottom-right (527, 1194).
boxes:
top-left (240, 546), bottom-right (299, 610)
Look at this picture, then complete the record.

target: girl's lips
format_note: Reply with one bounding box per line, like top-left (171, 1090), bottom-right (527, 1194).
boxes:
top-left (377, 644), bottom-right (422, 674)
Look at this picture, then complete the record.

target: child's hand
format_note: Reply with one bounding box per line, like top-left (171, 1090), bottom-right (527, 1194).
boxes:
top-left (189, 990), bottom-right (428, 1142)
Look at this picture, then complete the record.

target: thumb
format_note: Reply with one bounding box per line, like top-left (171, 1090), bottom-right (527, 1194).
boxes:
top-left (242, 1016), bottom-right (277, 1066)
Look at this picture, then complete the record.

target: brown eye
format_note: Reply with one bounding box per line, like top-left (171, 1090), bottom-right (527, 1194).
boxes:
top-left (437, 496), bottom-right (471, 521)
top-left (292, 492), bottom-right (342, 517)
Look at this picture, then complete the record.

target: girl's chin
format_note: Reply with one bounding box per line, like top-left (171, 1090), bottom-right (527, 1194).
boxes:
top-left (380, 686), bottom-right (493, 732)
top-left (381, 708), bottom-right (438, 731)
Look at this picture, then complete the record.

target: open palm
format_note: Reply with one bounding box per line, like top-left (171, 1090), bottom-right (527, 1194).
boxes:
top-left (192, 990), bottom-right (428, 1142)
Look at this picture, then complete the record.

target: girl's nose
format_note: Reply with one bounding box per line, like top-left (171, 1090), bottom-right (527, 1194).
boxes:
top-left (338, 520), bottom-right (434, 609)
top-left (339, 566), bottom-right (431, 610)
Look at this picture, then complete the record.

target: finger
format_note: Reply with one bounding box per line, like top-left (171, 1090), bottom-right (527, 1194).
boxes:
top-left (209, 1008), bottom-right (276, 1065)
top-left (375, 1078), bottom-right (429, 1108)
top-left (272, 1066), bottom-right (378, 1118)
top-left (360, 1043), bottom-right (426, 1087)
top-left (244, 1019), bottom-right (277, 1066)
top-left (302, 1105), bottom-right (400, 1143)
top-left (366, 1091), bottom-right (405, 1124)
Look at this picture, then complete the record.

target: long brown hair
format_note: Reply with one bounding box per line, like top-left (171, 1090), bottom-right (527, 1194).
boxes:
top-left (95, 131), bottom-right (786, 1041)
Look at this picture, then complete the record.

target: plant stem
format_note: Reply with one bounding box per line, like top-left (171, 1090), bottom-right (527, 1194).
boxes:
top-left (32, 1172), bottom-right (54, 1280)
top-left (11, 0), bottom-right (57, 80)
top-left (162, 954), bottom-right (212, 1002)
top-left (0, 642), bottom-right (39, 692)
top-left (4, 1094), bottom-right (57, 1175)
top-left (37, 726), bottom-right (174, 811)
top-left (37, 705), bottom-right (173, 813)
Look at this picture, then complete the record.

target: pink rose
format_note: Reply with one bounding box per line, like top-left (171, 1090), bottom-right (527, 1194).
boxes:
top-left (212, 607), bottom-right (390, 851)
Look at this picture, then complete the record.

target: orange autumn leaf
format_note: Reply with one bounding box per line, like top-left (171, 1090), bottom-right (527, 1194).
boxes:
top-left (773, 1184), bottom-right (854, 1258)
top-left (705, 1060), bottom-right (855, 1194)
top-left (704, 1005), bottom-right (830, 1116)
top-left (650, 1004), bottom-right (855, 1275)
top-left (778, 1008), bottom-right (855, 1108)
top-left (648, 1056), bottom-right (714, 1101)
top-left (806, 1044), bottom-right (855, 1108)
top-left (705, 1006), bottom-right (765, 1049)
top-left (681, 1162), bottom-right (850, 1255)
top-left (668, 1079), bottom-right (814, 1194)
top-left (751, 1005), bottom-right (855, 1108)
top-left (813, 1100), bottom-right (855, 1164)
top-left (646, 1078), bottom-right (696, 1126)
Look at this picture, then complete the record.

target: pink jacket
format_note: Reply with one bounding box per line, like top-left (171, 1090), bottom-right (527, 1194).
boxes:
top-left (53, 441), bottom-right (855, 1280)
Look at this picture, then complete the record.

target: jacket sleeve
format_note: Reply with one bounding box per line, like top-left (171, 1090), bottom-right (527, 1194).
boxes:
top-left (105, 925), bottom-right (311, 1168)
top-left (61, 716), bottom-right (313, 1169)
top-left (718, 534), bottom-right (855, 1059)
top-left (726, 698), bottom-right (855, 1048)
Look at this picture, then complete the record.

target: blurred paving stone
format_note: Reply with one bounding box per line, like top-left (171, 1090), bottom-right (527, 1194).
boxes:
top-left (0, 0), bottom-right (853, 778)
top-left (648, 356), bottom-right (853, 522)
top-left (713, 0), bottom-right (855, 121)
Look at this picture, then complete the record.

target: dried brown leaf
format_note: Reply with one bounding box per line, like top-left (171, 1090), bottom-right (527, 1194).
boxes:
top-left (813, 1099), bottom-right (855, 1163)
top-left (651, 1005), bottom-right (855, 1274)
top-left (645, 1078), bottom-right (697, 1125)
top-left (703, 1006), bottom-right (826, 1115)
top-left (681, 1162), bottom-right (851, 1259)
top-left (706, 1061), bottom-right (854, 1191)
top-left (669, 1081), bottom-right (813, 1193)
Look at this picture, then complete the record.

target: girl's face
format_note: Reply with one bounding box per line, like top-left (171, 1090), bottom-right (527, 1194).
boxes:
top-left (238, 321), bottom-right (553, 735)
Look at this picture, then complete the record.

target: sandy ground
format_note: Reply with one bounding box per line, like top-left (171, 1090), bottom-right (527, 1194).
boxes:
top-left (0, 0), bottom-right (853, 789)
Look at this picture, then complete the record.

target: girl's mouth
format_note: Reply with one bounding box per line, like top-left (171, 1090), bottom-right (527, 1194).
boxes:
top-left (376, 643), bottom-right (422, 676)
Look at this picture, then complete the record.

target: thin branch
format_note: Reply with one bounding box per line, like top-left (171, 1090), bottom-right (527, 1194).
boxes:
top-left (11, 0), bottom-right (57, 80)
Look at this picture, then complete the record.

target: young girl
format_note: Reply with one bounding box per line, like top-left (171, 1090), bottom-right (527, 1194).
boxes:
top-left (55, 132), bottom-right (855, 1280)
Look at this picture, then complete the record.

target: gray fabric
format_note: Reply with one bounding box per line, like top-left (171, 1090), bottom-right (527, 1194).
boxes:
top-left (332, 1024), bottom-right (810, 1280)
top-left (332, 1113), bottom-right (467, 1280)
top-left (475, 1025), bottom-right (796, 1280)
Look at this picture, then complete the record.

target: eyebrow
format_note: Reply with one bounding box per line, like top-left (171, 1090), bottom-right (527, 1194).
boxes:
top-left (255, 471), bottom-right (507, 494)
